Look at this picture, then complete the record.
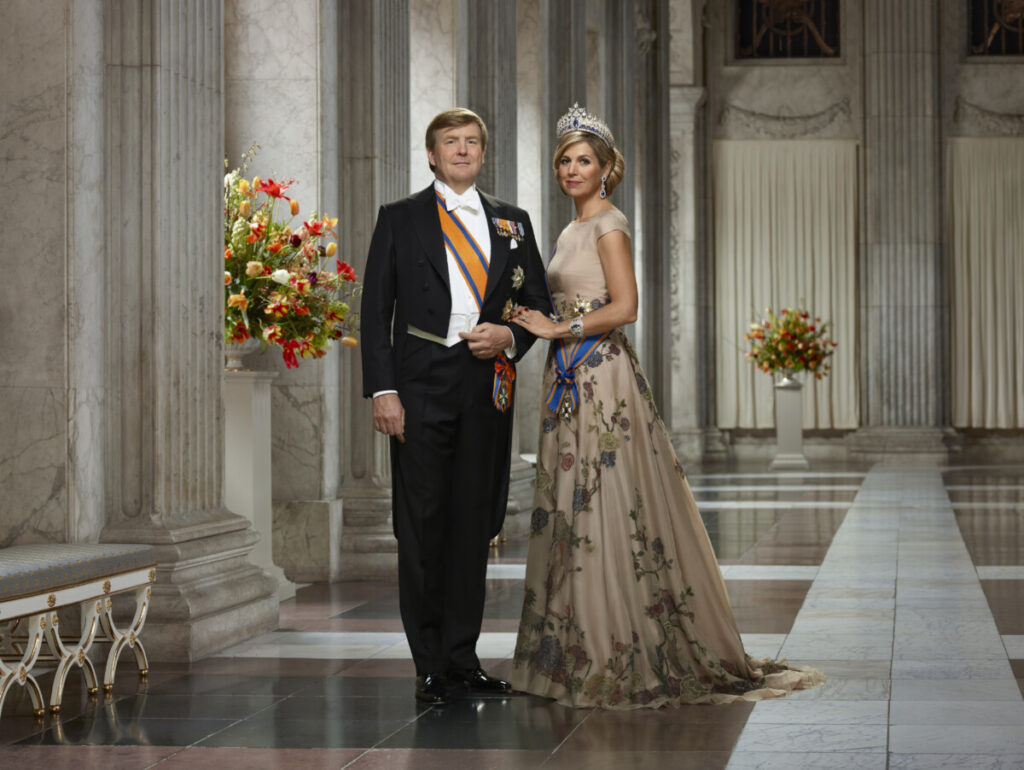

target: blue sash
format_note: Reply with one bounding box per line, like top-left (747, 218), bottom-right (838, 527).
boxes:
top-left (545, 332), bottom-right (610, 417)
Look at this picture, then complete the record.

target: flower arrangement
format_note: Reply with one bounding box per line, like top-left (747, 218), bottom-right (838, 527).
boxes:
top-left (224, 147), bottom-right (360, 369)
top-left (744, 305), bottom-right (837, 379)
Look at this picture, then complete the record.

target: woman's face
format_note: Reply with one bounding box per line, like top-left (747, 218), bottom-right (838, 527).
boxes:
top-left (557, 140), bottom-right (609, 202)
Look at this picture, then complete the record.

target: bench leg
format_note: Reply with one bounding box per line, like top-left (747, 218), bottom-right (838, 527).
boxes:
top-left (0, 615), bottom-right (48, 719)
top-left (98, 585), bottom-right (152, 694)
top-left (42, 604), bottom-right (101, 715)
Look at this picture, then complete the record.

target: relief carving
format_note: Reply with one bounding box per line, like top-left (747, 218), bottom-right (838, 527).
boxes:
top-left (718, 97), bottom-right (850, 139)
top-left (954, 97), bottom-right (1024, 137)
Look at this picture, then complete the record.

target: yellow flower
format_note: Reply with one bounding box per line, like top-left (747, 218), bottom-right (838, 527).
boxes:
top-left (252, 176), bottom-right (261, 190)
top-left (238, 199), bottom-right (251, 217)
top-left (237, 178), bottom-right (250, 195)
top-left (227, 291), bottom-right (248, 312)
top-left (598, 433), bottom-right (619, 452)
top-left (340, 335), bottom-right (358, 347)
top-left (325, 242), bottom-right (337, 257)
top-left (245, 261), bottom-right (263, 277)
top-left (290, 199), bottom-right (300, 216)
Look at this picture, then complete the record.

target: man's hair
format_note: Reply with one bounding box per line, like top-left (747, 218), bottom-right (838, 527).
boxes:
top-left (425, 108), bottom-right (489, 171)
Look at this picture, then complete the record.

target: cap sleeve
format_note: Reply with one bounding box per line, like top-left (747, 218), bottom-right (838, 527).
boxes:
top-left (594, 208), bottom-right (631, 241)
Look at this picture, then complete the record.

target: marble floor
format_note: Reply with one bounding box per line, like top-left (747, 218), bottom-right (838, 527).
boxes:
top-left (3, 459), bottom-right (1024, 769)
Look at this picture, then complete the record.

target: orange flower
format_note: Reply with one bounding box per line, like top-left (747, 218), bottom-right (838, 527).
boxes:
top-left (227, 291), bottom-right (248, 312)
top-left (224, 271), bottom-right (232, 286)
top-left (224, 246), bottom-right (233, 260)
top-left (290, 199), bottom-right (300, 216)
top-left (341, 336), bottom-right (358, 347)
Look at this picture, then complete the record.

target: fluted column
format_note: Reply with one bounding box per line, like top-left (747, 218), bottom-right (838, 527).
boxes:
top-left (603, 0), bottom-right (636, 228)
top-left (854, 0), bottom-right (948, 454)
top-left (338, 0), bottom-right (410, 578)
top-left (101, 0), bottom-right (277, 660)
top-left (541, 0), bottom-right (588, 253)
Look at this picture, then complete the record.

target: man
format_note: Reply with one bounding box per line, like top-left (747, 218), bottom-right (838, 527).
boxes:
top-left (361, 108), bottom-right (551, 705)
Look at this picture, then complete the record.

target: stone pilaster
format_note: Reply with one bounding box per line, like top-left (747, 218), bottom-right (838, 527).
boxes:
top-left (852, 0), bottom-right (948, 455)
top-left (541, 0), bottom-right (588, 253)
top-left (602, 0), bottom-right (637, 228)
top-left (101, 0), bottom-right (277, 660)
top-left (337, 0), bottom-right (410, 579)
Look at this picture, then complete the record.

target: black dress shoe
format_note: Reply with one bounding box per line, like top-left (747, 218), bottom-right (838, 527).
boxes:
top-left (448, 667), bottom-right (512, 693)
top-left (415, 673), bottom-right (449, 705)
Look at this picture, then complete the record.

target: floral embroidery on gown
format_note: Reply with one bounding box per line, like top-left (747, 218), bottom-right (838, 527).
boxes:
top-left (510, 207), bottom-right (824, 708)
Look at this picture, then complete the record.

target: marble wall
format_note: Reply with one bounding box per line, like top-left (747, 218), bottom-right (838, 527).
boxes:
top-left (409, 0), bottom-right (456, 193)
top-left (0, 1), bottom-right (73, 546)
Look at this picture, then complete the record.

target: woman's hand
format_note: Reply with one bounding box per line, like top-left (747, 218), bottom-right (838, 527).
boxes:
top-left (511, 307), bottom-right (560, 340)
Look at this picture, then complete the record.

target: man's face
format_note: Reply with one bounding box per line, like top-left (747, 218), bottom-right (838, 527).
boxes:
top-left (428, 123), bottom-right (485, 193)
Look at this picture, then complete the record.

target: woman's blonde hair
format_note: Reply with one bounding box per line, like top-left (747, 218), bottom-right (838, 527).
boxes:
top-left (551, 130), bottom-right (625, 196)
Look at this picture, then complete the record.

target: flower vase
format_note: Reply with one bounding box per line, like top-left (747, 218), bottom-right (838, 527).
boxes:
top-left (224, 337), bottom-right (261, 371)
top-left (770, 372), bottom-right (810, 470)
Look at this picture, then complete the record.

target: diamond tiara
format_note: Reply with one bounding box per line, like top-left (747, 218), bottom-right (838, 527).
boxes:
top-left (556, 103), bottom-right (615, 148)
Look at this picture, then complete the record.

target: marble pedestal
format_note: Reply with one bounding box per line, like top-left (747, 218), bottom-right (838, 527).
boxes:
top-left (225, 369), bottom-right (296, 601)
top-left (771, 377), bottom-right (810, 470)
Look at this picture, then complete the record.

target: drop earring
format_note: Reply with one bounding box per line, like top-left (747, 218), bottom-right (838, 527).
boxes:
top-left (600, 175), bottom-right (607, 199)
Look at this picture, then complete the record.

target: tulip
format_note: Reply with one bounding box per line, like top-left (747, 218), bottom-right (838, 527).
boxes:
top-left (239, 199), bottom-right (251, 217)
top-left (224, 271), bottom-right (232, 286)
top-left (224, 246), bottom-right (233, 260)
top-left (341, 335), bottom-right (358, 347)
top-left (245, 261), bottom-right (263, 277)
top-left (271, 269), bottom-right (290, 285)
top-left (253, 176), bottom-right (261, 190)
top-left (227, 291), bottom-right (248, 312)
top-left (237, 178), bottom-right (250, 195)
top-left (325, 242), bottom-right (337, 257)
top-left (290, 199), bottom-right (300, 216)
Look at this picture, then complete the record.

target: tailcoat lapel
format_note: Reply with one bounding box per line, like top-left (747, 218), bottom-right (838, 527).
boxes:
top-left (479, 192), bottom-right (509, 309)
top-left (412, 185), bottom-right (450, 294)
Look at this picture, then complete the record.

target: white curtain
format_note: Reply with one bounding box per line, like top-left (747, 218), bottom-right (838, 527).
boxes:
top-left (714, 140), bottom-right (859, 430)
top-left (948, 138), bottom-right (1024, 429)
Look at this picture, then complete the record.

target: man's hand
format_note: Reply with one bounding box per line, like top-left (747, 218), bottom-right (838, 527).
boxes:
top-left (459, 322), bottom-right (515, 359)
top-left (373, 393), bottom-right (405, 443)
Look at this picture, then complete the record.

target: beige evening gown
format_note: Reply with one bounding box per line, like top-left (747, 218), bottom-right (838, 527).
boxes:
top-left (510, 207), bottom-right (824, 708)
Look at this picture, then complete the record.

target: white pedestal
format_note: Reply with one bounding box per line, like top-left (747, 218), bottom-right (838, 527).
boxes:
top-left (224, 369), bottom-right (296, 601)
top-left (771, 376), bottom-right (810, 470)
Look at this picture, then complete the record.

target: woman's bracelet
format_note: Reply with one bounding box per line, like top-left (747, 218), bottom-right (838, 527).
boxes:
top-left (569, 315), bottom-right (585, 339)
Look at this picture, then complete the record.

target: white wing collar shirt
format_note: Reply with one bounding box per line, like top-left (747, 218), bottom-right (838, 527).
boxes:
top-left (434, 178), bottom-right (491, 346)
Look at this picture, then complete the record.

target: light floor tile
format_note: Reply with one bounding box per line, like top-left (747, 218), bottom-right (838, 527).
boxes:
top-left (486, 563), bottom-right (526, 579)
top-left (720, 565), bottom-right (820, 580)
top-left (746, 699), bottom-right (889, 725)
top-left (698, 501), bottom-right (852, 510)
top-left (726, 752), bottom-right (886, 770)
top-left (739, 633), bottom-right (786, 659)
top-left (784, 679), bottom-right (891, 701)
top-left (890, 679), bottom-right (1024, 701)
top-left (889, 725), bottom-right (1024, 754)
top-left (978, 567), bottom-right (1024, 580)
top-left (732, 724), bottom-right (887, 753)
top-left (890, 659), bottom-right (1014, 680)
top-left (889, 700), bottom-right (1024, 726)
top-left (1002, 635), bottom-right (1024, 657)
top-left (888, 755), bottom-right (1024, 769)
top-left (691, 485), bottom-right (862, 492)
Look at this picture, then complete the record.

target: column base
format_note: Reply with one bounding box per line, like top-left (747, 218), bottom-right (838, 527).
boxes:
top-left (102, 515), bottom-right (279, 661)
top-left (770, 453), bottom-right (811, 470)
top-left (338, 490), bottom-right (397, 581)
top-left (670, 427), bottom-right (730, 462)
top-left (846, 426), bottom-right (959, 462)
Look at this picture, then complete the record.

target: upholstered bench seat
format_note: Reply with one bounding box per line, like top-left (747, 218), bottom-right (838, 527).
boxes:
top-left (0, 543), bottom-right (156, 719)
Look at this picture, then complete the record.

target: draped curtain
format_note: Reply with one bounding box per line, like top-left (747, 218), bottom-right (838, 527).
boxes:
top-left (948, 138), bottom-right (1024, 428)
top-left (714, 140), bottom-right (859, 429)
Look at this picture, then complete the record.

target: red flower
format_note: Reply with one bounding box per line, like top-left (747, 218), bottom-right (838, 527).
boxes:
top-left (256, 178), bottom-right (292, 200)
top-left (561, 453), bottom-right (574, 471)
top-left (337, 260), bottom-right (357, 282)
top-left (282, 339), bottom-right (300, 369)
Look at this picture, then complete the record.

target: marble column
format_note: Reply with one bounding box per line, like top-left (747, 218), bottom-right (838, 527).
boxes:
top-left (602, 0), bottom-right (637, 229)
top-left (637, 0), bottom-right (673, 417)
top-left (223, 0), bottom-right (349, 581)
top-left (541, 0), bottom-right (588, 252)
top-left (337, 0), bottom-right (410, 579)
top-left (100, 0), bottom-right (278, 660)
top-left (851, 0), bottom-right (949, 456)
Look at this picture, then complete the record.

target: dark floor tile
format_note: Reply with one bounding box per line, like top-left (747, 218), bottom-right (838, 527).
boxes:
top-left (956, 511), bottom-right (1024, 565)
top-left (263, 694), bottom-right (426, 722)
top-left (18, 712), bottom-right (233, 747)
top-left (980, 581), bottom-right (1024, 633)
top-left (301, 676), bottom-right (413, 698)
top-left (1010, 660), bottom-right (1024, 677)
top-left (336, 579), bottom-right (525, 621)
top-left (543, 750), bottom-right (732, 769)
top-left (0, 745), bottom-right (179, 768)
top-left (154, 746), bottom-right (367, 769)
top-left (731, 606), bottom-right (799, 634)
top-left (345, 748), bottom-right (550, 769)
top-left (107, 692), bottom-right (282, 721)
top-left (1018, 678), bottom-right (1024, 699)
top-left (183, 657), bottom-right (348, 677)
top-left (557, 709), bottom-right (747, 752)
top-left (377, 697), bottom-right (589, 750)
top-left (693, 489), bottom-right (856, 502)
top-left (195, 715), bottom-right (410, 749)
top-left (724, 580), bottom-right (813, 607)
top-left (146, 673), bottom-right (322, 698)
top-left (334, 659), bottom-right (417, 678)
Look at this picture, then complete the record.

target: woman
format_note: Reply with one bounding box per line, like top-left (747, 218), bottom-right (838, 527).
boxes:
top-left (508, 105), bottom-right (824, 709)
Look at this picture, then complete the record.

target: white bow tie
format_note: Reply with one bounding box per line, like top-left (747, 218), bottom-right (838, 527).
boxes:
top-left (445, 191), bottom-right (480, 213)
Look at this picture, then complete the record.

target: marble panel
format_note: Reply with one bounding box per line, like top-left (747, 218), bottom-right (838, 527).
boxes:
top-left (746, 699), bottom-right (889, 725)
top-left (979, 567), bottom-right (1024, 580)
top-left (0, 386), bottom-right (67, 546)
top-left (725, 753), bottom-right (886, 770)
top-left (731, 724), bottom-right (887, 753)
top-left (889, 725), bottom-right (1024, 755)
top-left (889, 700), bottom-right (1024, 726)
top-left (273, 498), bottom-right (343, 582)
top-left (224, 0), bottom-right (318, 81)
top-left (779, 636), bottom-right (895, 662)
top-left (784, 679), bottom-right (891, 702)
top-left (270, 383), bottom-right (327, 501)
top-left (890, 679), bottom-right (1023, 702)
top-left (409, 0), bottom-right (456, 193)
top-left (890, 659), bottom-right (1014, 680)
top-left (792, 660), bottom-right (893, 679)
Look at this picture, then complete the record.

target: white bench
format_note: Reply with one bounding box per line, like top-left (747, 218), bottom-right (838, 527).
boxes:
top-left (0, 544), bottom-right (156, 718)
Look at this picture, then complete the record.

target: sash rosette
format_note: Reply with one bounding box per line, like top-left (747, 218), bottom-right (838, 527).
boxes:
top-left (545, 332), bottom-right (610, 419)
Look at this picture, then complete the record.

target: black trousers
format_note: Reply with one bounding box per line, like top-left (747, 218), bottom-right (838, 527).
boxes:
top-left (391, 338), bottom-right (513, 675)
